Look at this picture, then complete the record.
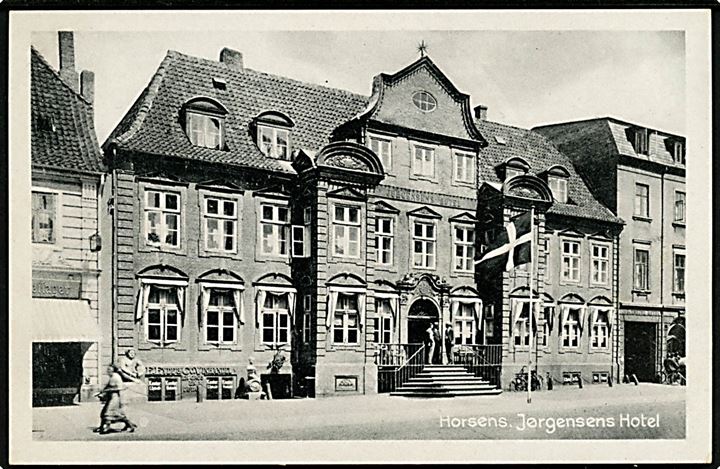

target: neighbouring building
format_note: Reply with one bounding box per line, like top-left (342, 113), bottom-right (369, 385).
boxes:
top-left (102, 47), bottom-right (624, 400)
top-left (535, 117), bottom-right (686, 383)
top-left (31, 32), bottom-right (106, 405)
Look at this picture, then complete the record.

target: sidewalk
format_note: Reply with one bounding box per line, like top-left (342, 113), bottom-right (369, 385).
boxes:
top-left (32, 383), bottom-right (685, 440)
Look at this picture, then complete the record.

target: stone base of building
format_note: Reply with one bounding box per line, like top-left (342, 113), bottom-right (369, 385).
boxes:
top-left (314, 362), bottom-right (377, 397)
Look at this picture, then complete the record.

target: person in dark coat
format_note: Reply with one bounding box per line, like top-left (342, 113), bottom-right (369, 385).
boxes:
top-left (432, 322), bottom-right (442, 364)
top-left (94, 364), bottom-right (137, 434)
top-left (444, 323), bottom-right (455, 364)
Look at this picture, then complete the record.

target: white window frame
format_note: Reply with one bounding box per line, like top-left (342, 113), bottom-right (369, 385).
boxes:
top-left (376, 216), bottom-right (394, 266)
top-left (145, 286), bottom-right (182, 346)
top-left (259, 202), bottom-right (290, 257)
top-left (454, 302), bottom-right (477, 346)
top-left (375, 298), bottom-right (394, 344)
top-left (368, 135), bottom-right (393, 172)
top-left (590, 309), bottom-right (610, 350)
top-left (144, 189), bottom-right (181, 249)
top-left (204, 289), bottom-right (238, 344)
top-left (539, 303), bottom-right (554, 348)
top-left (257, 124), bottom-right (291, 160)
top-left (634, 128), bottom-right (649, 155)
top-left (674, 191), bottom-right (686, 223)
top-left (31, 189), bottom-right (59, 245)
top-left (291, 225), bottom-right (309, 258)
top-left (203, 195), bottom-right (237, 254)
top-left (633, 247), bottom-right (650, 291)
top-left (186, 111), bottom-right (223, 150)
top-left (673, 250), bottom-right (685, 294)
top-left (561, 239), bottom-right (581, 283)
top-left (452, 223), bottom-right (475, 273)
top-left (673, 141), bottom-right (685, 164)
top-left (561, 307), bottom-right (581, 349)
top-left (548, 176), bottom-right (568, 203)
top-left (505, 166), bottom-right (524, 181)
top-left (332, 204), bottom-right (361, 259)
top-left (453, 151), bottom-right (476, 185)
top-left (591, 242), bottom-right (610, 286)
top-left (634, 183), bottom-right (650, 218)
top-left (260, 291), bottom-right (291, 346)
top-left (332, 293), bottom-right (360, 345)
top-left (302, 294), bottom-right (312, 342)
top-left (412, 91), bottom-right (437, 112)
top-left (412, 219), bottom-right (437, 269)
top-left (412, 144), bottom-right (436, 179)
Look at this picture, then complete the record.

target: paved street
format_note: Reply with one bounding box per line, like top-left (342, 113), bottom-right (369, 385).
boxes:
top-left (32, 383), bottom-right (685, 440)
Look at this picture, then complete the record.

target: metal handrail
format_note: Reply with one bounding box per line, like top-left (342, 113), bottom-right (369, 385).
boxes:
top-left (396, 343), bottom-right (425, 373)
top-left (392, 343), bottom-right (426, 390)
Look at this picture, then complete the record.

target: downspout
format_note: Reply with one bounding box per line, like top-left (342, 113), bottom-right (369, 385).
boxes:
top-left (659, 165), bottom-right (665, 378)
top-left (111, 153), bottom-right (119, 363)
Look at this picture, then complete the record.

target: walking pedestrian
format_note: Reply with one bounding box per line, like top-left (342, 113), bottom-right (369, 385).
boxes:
top-left (426, 323), bottom-right (435, 364)
top-left (444, 323), bottom-right (454, 364)
top-left (94, 364), bottom-right (137, 434)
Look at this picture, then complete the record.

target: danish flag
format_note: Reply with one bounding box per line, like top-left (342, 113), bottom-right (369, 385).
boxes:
top-left (475, 211), bottom-right (533, 271)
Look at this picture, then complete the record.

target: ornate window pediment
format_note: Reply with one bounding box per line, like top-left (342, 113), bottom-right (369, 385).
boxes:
top-left (559, 293), bottom-right (586, 304)
top-left (374, 200), bottom-right (400, 214)
top-left (408, 206), bottom-right (442, 219)
top-left (327, 186), bottom-right (366, 201)
top-left (449, 212), bottom-right (477, 224)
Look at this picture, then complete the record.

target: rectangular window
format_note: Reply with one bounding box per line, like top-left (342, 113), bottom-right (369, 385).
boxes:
top-left (32, 191), bottom-right (56, 244)
top-left (147, 377), bottom-right (181, 402)
top-left (674, 253), bottom-right (685, 293)
top-left (376, 217), bottom-right (394, 266)
top-left (291, 225), bottom-right (308, 258)
top-left (454, 303), bottom-right (476, 345)
top-left (539, 305), bottom-right (554, 347)
top-left (453, 225), bottom-right (475, 272)
top-left (333, 293), bottom-right (359, 345)
top-left (205, 376), bottom-right (235, 400)
top-left (634, 128), bottom-right (649, 155)
top-left (302, 295), bottom-right (312, 343)
top-left (561, 240), bottom-right (581, 282)
top-left (591, 310), bottom-right (610, 349)
top-left (146, 286), bottom-right (181, 345)
top-left (454, 152), bottom-right (475, 184)
top-left (634, 248), bottom-right (650, 290)
top-left (187, 112), bottom-right (222, 150)
top-left (145, 190), bottom-right (181, 248)
top-left (368, 136), bottom-right (392, 171)
top-left (261, 292), bottom-right (290, 345)
top-left (204, 196), bottom-right (236, 253)
top-left (412, 221), bottom-right (436, 269)
top-left (548, 176), bottom-right (568, 203)
top-left (505, 167), bottom-right (523, 180)
top-left (205, 289), bottom-right (237, 344)
top-left (412, 145), bottom-right (435, 178)
top-left (673, 141), bottom-right (685, 164)
top-left (674, 191), bottom-right (686, 223)
top-left (591, 244), bottom-right (610, 285)
top-left (374, 298), bottom-right (394, 344)
top-left (260, 204), bottom-right (289, 256)
top-left (332, 205), bottom-right (360, 258)
top-left (634, 183), bottom-right (649, 218)
top-left (513, 303), bottom-right (530, 347)
top-left (562, 308), bottom-right (580, 348)
top-left (258, 126), bottom-right (290, 160)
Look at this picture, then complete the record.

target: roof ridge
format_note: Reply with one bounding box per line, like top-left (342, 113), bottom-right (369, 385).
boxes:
top-left (112, 50), bottom-right (175, 145)
top-left (31, 46), bottom-right (93, 107)
top-left (168, 49), bottom-right (369, 101)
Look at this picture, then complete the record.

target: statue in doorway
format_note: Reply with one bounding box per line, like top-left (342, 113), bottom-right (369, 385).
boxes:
top-left (117, 349), bottom-right (145, 383)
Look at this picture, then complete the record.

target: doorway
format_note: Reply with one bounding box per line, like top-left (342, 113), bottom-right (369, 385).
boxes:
top-left (407, 298), bottom-right (439, 350)
top-left (624, 321), bottom-right (658, 382)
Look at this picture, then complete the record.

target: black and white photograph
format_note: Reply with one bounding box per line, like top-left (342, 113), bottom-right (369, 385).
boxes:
top-left (7, 9), bottom-right (712, 464)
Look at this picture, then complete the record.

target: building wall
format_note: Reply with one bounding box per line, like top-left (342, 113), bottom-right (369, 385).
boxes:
top-left (31, 171), bottom-right (103, 398)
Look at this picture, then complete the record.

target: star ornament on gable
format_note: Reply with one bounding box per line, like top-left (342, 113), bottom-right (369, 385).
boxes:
top-left (417, 40), bottom-right (428, 58)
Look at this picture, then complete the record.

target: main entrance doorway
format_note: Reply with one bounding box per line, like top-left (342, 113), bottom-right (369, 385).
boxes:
top-left (624, 321), bottom-right (658, 382)
top-left (407, 298), bottom-right (440, 345)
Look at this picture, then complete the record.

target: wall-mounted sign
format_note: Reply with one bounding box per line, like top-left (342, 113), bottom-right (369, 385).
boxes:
top-left (335, 375), bottom-right (358, 392)
top-left (32, 273), bottom-right (81, 299)
top-left (145, 365), bottom-right (235, 376)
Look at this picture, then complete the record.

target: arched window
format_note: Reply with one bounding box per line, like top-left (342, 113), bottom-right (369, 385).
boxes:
top-left (546, 165), bottom-right (570, 203)
top-left (182, 98), bottom-right (228, 150)
top-left (253, 111), bottom-right (294, 161)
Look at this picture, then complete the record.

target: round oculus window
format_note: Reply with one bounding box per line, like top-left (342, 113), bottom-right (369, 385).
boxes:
top-left (412, 91), bottom-right (437, 112)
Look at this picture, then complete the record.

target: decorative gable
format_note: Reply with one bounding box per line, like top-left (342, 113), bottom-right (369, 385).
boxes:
top-left (253, 182), bottom-right (292, 200)
top-left (327, 186), bottom-right (366, 201)
top-left (407, 206), bottom-right (442, 219)
top-left (449, 212), bottom-right (477, 224)
top-left (374, 200), bottom-right (400, 214)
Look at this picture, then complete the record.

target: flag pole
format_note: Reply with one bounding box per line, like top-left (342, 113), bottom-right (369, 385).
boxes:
top-left (527, 205), bottom-right (535, 404)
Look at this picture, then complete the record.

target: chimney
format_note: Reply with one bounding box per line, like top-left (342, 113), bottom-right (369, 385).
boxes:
top-left (474, 104), bottom-right (488, 121)
top-left (58, 31), bottom-right (79, 92)
top-left (220, 48), bottom-right (243, 70)
top-left (80, 70), bottom-right (94, 103)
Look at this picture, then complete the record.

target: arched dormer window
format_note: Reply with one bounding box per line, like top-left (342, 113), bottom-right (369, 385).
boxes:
top-left (546, 165), bottom-right (571, 203)
top-left (183, 97), bottom-right (228, 150)
top-left (503, 157), bottom-right (530, 181)
top-left (253, 111), bottom-right (294, 161)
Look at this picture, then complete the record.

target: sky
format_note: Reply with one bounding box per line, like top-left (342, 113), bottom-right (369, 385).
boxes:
top-left (30, 29), bottom-right (686, 143)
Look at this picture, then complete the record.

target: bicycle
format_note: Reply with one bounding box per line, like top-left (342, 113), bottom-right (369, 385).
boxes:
top-left (511, 366), bottom-right (542, 391)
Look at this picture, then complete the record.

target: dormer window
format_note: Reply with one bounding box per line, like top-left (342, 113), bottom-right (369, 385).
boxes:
top-left (546, 165), bottom-right (571, 203)
top-left (672, 140), bottom-right (685, 165)
top-left (503, 157), bottom-right (530, 181)
top-left (183, 98), bottom-right (228, 150)
top-left (253, 111), bottom-right (294, 161)
top-left (633, 128), bottom-right (649, 155)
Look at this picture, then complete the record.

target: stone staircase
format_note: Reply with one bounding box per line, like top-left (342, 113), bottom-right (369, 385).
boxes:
top-left (391, 364), bottom-right (502, 398)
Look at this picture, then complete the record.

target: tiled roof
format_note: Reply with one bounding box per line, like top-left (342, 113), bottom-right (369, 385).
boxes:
top-left (106, 50), bottom-right (369, 174)
top-left (475, 119), bottom-right (622, 224)
top-left (31, 47), bottom-right (103, 174)
top-left (534, 117), bottom-right (685, 170)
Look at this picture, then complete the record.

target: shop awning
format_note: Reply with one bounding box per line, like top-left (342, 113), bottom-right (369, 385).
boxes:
top-left (32, 299), bottom-right (101, 343)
